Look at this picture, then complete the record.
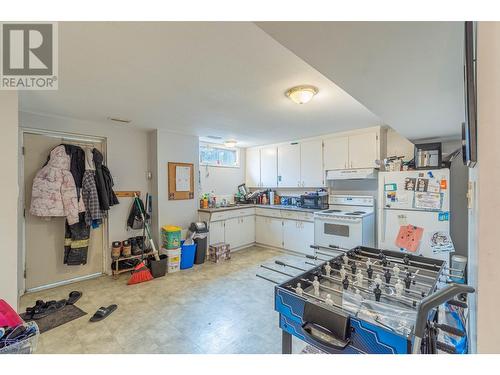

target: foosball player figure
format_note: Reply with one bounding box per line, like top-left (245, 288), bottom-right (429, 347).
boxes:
top-left (367, 265), bottom-right (374, 279)
top-left (343, 254), bottom-right (349, 265)
top-left (342, 275), bottom-right (350, 290)
top-left (324, 262), bottom-right (332, 277)
top-left (394, 278), bottom-right (404, 297)
top-left (374, 274), bottom-right (383, 288)
top-left (295, 282), bottom-right (304, 296)
top-left (312, 276), bottom-right (320, 296)
top-left (404, 273), bottom-right (412, 290)
top-left (403, 254), bottom-right (410, 265)
top-left (355, 270), bottom-right (364, 286)
top-left (374, 284), bottom-right (382, 302)
top-left (384, 268), bottom-right (391, 284)
top-left (392, 264), bottom-right (401, 278)
top-left (324, 294), bottom-right (334, 306)
top-left (351, 262), bottom-right (357, 277)
top-left (339, 265), bottom-right (347, 281)
top-left (366, 258), bottom-right (373, 269)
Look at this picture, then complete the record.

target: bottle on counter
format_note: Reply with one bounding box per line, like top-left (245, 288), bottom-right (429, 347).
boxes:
top-left (269, 191), bottom-right (275, 206)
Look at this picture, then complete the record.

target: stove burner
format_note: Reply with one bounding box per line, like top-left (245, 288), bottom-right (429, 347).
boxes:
top-left (345, 212), bottom-right (361, 216)
top-left (323, 209), bottom-right (342, 213)
top-left (353, 211), bottom-right (366, 214)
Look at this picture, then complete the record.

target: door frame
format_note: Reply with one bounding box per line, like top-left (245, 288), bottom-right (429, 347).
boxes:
top-left (19, 127), bottom-right (109, 294)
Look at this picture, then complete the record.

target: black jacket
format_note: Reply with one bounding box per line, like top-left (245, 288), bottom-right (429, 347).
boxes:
top-left (64, 144), bottom-right (85, 199)
top-left (92, 149), bottom-right (119, 210)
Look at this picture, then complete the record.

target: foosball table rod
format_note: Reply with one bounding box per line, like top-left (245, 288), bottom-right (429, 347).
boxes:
top-left (275, 259), bottom-right (421, 307)
top-left (318, 272), bottom-right (420, 307)
top-left (313, 245), bottom-right (440, 283)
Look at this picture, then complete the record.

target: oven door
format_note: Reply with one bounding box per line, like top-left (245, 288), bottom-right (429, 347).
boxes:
top-left (314, 216), bottom-right (363, 250)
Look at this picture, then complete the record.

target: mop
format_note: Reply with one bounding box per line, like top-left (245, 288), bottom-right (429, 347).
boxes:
top-left (128, 193), bottom-right (160, 285)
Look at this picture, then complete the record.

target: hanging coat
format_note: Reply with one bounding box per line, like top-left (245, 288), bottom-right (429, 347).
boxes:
top-left (63, 144), bottom-right (85, 199)
top-left (82, 148), bottom-right (103, 225)
top-left (92, 148), bottom-right (119, 211)
top-left (30, 145), bottom-right (81, 225)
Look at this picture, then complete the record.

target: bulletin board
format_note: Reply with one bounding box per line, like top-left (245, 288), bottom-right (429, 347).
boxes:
top-left (168, 162), bottom-right (194, 200)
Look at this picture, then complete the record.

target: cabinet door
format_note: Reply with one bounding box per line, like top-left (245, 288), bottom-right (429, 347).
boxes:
top-left (278, 143), bottom-right (301, 187)
top-left (348, 132), bottom-right (378, 168)
top-left (268, 217), bottom-right (284, 248)
top-left (300, 139), bottom-right (324, 187)
top-left (241, 215), bottom-right (255, 246)
top-left (255, 216), bottom-right (282, 248)
top-left (260, 146), bottom-right (277, 187)
top-left (209, 221), bottom-right (225, 245)
top-left (323, 136), bottom-right (349, 170)
top-left (300, 221), bottom-right (315, 256)
top-left (255, 216), bottom-right (267, 244)
top-left (246, 147), bottom-right (261, 187)
top-left (224, 217), bottom-right (242, 249)
top-left (283, 220), bottom-right (315, 255)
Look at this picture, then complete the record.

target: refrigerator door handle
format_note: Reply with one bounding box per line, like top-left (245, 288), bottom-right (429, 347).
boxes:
top-left (380, 210), bottom-right (385, 243)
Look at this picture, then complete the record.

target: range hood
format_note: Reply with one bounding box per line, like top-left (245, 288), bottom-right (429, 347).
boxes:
top-left (326, 168), bottom-right (378, 180)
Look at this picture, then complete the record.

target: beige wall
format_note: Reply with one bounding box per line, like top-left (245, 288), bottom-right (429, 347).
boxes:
top-left (153, 129), bottom-right (199, 238)
top-left (0, 91), bottom-right (19, 309)
top-left (475, 21), bottom-right (500, 353)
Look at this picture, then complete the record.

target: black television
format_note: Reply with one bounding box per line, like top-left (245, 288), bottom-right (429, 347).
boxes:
top-left (462, 21), bottom-right (477, 167)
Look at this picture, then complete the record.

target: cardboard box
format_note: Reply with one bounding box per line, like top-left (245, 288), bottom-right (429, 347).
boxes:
top-left (208, 242), bottom-right (231, 263)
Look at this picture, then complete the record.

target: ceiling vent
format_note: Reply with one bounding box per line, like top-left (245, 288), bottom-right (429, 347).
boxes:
top-left (107, 117), bottom-right (131, 124)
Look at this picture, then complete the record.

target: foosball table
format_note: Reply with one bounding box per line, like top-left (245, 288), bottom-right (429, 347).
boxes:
top-left (257, 245), bottom-right (474, 354)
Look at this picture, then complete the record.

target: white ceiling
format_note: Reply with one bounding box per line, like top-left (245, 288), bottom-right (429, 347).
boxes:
top-left (257, 22), bottom-right (465, 140)
top-left (20, 22), bottom-right (381, 147)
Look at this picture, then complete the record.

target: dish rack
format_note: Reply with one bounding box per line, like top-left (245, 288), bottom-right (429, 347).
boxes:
top-left (0, 321), bottom-right (40, 354)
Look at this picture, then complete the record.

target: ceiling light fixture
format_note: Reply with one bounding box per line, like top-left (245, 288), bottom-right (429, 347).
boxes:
top-left (285, 85), bottom-right (319, 104)
top-left (224, 139), bottom-right (238, 148)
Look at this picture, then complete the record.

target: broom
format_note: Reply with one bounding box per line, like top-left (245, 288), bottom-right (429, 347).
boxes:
top-left (127, 194), bottom-right (159, 285)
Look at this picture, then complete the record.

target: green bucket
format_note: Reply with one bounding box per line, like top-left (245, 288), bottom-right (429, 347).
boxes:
top-left (161, 225), bottom-right (182, 249)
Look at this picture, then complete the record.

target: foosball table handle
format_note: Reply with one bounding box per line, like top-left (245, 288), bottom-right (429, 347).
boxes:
top-left (302, 322), bottom-right (351, 351)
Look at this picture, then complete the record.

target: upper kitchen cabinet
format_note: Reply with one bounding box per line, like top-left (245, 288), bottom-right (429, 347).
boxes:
top-left (323, 136), bottom-right (349, 170)
top-left (245, 147), bottom-right (261, 187)
top-left (277, 143), bottom-right (301, 187)
top-left (300, 139), bottom-right (324, 187)
top-left (245, 146), bottom-right (277, 187)
top-left (260, 146), bottom-right (278, 187)
top-left (323, 129), bottom-right (380, 170)
top-left (348, 131), bottom-right (378, 168)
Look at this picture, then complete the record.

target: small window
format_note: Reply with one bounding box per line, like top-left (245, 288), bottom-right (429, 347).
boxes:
top-left (200, 143), bottom-right (240, 168)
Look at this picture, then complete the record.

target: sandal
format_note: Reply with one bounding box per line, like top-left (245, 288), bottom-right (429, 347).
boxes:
top-left (30, 299), bottom-right (67, 320)
top-left (66, 291), bottom-right (82, 305)
top-left (89, 305), bottom-right (117, 322)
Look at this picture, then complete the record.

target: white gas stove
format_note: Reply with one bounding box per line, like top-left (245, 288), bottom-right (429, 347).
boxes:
top-left (314, 195), bottom-right (375, 250)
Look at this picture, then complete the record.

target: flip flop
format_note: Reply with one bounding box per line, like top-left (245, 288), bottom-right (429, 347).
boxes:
top-left (66, 291), bottom-right (82, 305)
top-left (31, 299), bottom-right (67, 320)
top-left (89, 305), bottom-right (117, 322)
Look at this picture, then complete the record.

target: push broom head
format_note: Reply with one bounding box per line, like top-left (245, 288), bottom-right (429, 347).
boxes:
top-left (128, 261), bottom-right (154, 285)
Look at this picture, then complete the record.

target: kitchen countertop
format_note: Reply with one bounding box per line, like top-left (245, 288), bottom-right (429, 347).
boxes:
top-left (197, 204), bottom-right (322, 214)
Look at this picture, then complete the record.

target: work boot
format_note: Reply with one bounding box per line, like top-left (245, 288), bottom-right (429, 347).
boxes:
top-left (121, 240), bottom-right (132, 257)
top-left (111, 241), bottom-right (122, 260)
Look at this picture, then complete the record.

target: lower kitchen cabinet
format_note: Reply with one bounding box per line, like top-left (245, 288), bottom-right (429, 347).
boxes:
top-left (216, 215), bottom-right (255, 250)
top-left (283, 219), bottom-right (314, 255)
top-left (209, 220), bottom-right (225, 245)
top-left (256, 216), bottom-right (283, 249)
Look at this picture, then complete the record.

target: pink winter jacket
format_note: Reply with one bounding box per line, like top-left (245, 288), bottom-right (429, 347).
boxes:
top-left (30, 145), bottom-right (81, 225)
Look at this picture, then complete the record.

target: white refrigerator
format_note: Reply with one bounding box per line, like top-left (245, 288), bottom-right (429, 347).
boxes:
top-left (377, 169), bottom-right (454, 263)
